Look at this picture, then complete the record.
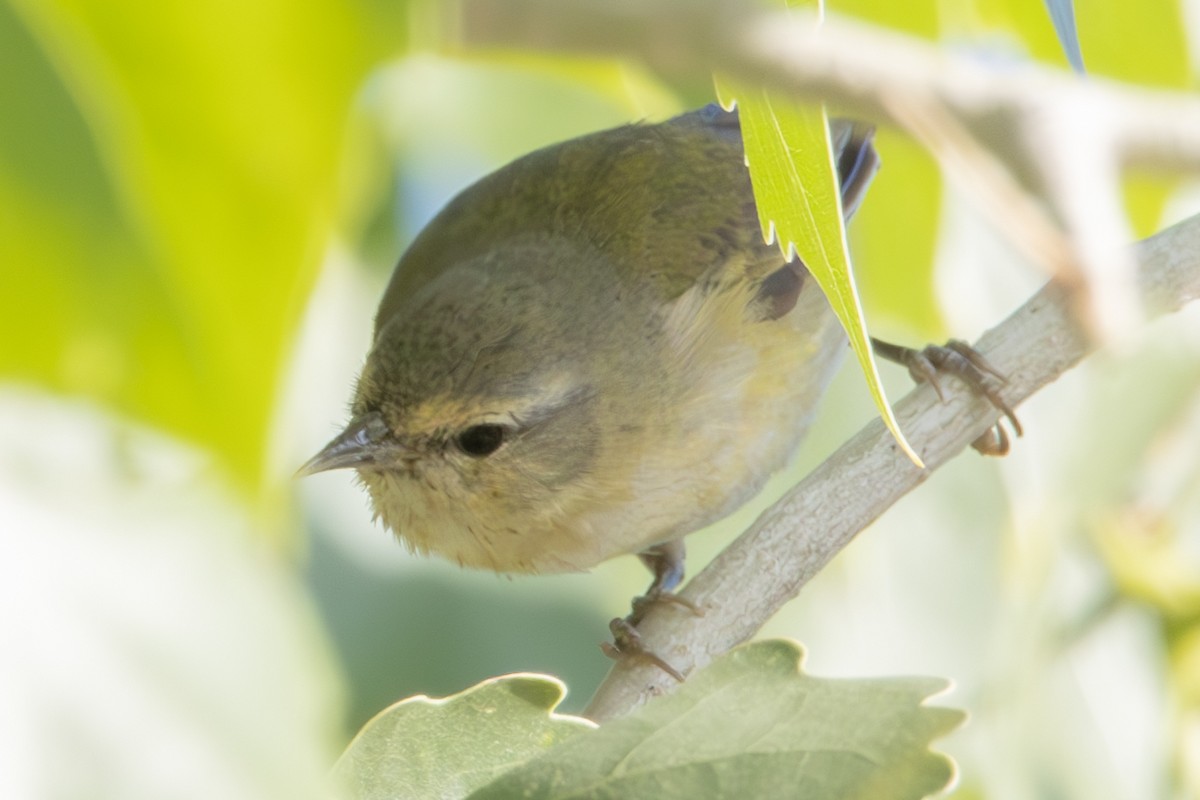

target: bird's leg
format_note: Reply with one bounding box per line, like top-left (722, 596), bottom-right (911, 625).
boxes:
top-left (871, 337), bottom-right (1023, 456)
top-left (630, 540), bottom-right (702, 624)
top-left (599, 541), bottom-right (700, 683)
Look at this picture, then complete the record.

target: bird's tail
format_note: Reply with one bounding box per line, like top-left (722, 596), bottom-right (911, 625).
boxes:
top-left (830, 120), bottom-right (879, 222)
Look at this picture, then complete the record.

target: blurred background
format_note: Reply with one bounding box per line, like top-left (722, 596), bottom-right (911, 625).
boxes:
top-left (3, 0), bottom-right (1200, 798)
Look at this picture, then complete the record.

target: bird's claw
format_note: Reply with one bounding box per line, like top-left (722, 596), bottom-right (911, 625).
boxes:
top-left (600, 618), bottom-right (685, 683)
top-left (873, 337), bottom-right (1022, 457)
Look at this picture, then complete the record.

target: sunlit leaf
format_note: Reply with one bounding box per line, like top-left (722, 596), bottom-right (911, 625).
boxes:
top-left (787, 5), bottom-right (945, 336)
top-left (972, 0), bottom-right (1073, 68)
top-left (472, 640), bottom-right (964, 799)
top-left (974, 0), bottom-right (1189, 85)
top-left (1074, 0), bottom-right (1189, 87)
top-left (832, 0), bottom-right (939, 38)
top-left (1075, 0), bottom-right (1189, 239)
top-left (713, 74), bottom-right (923, 465)
top-left (333, 674), bottom-right (594, 800)
top-left (851, 128), bottom-right (944, 337)
top-left (2, 0), bottom-right (401, 497)
top-left (1123, 173), bottom-right (1179, 240)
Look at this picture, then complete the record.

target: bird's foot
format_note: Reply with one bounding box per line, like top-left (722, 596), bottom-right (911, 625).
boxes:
top-left (600, 618), bottom-right (685, 683)
top-left (629, 589), bottom-right (704, 626)
top-left (872, 337), bottom-right (1023, 456)
top-left (600, 540), bottom-right (700, 681)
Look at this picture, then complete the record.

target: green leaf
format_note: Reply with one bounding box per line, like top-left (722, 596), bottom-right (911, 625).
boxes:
top-left (713, 76), bottom-right (924, 466)
top-left (1074, 0), bottom-right (1189, 88)
top-left (833, 0), bottom-right (940, 38)
top-left (333, 674), bottom-right (595, 800)
top-left (975, 0), bottom-right (1189, 86)
top-left (471, 640), bottom-right (964, 799)
top-left (1073, 0), bottom-right (1189, 239)
top-left (2, 0), bottom-right (399, 494)
top-left (851, 128), bottom-right (944, 338)
top-left (974, 0), bottom-right (1074, 69)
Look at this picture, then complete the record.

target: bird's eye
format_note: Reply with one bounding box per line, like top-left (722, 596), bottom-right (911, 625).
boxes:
top-left (455, 424), bottom-right (508, 457)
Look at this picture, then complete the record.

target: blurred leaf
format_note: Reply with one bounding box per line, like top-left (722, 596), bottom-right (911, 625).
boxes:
top-left (459, 53), bottom-right (682, 123)
top-left (973, 0), bottom-right (1189, 86)
top-left (1122, 173), bottom-right (1179, 240)
top-left (332, 674), bottom-right (594, 800)
top-left (473, 640), bottom-right (963, 799)
top-left (1094, 516), bottom-right (1200, 620)
top-left (1074, 0), bottom-right (1189, 87)
top-left (2, 0), bottom-right (401, 494)
top-left (973, 0), bottom-right (1068, 66)
top-left (1087, 370), bottom-right (1200, 622)
top-left (0, 388), bottom-right (345, 800)
top-left (341, 53), bottom-right (682, 275)
top-left (0, 1), bottom-right (172, 422)
top-left (1171, 625), bottom-right (1200, 709)
top-left (971, 1), bottom-right (1186, 241)
top-left (832, 0), bottom-right (939, 38)
top-left (714, 77), bottom-right (923, 465)
top-left (852, 128), bottom-right (944, 337)
top-left (1061, 344), bottom-right (1200, 514)
top-left (1074, 0), bottom-right (1188, 237)
top-left (1042, 0), bottom-right (1084, 72)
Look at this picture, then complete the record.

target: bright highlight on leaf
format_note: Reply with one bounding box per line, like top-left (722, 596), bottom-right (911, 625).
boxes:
top-left (332, 674), bottom-right (594, 800)
top-left (714, 8), bottom-right (924, 466)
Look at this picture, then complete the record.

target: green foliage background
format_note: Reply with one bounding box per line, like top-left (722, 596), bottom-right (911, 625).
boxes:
top-left (3, 0), bottom-right (1199, 798)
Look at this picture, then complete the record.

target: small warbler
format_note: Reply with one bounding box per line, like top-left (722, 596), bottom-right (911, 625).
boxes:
top-left (302, 104), bottom-right (1011, 609)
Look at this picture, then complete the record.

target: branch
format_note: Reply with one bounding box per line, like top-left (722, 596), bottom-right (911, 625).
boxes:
top-left (459, 0), bottom-right (1200, 340)
top-left (584, 212), bottom-right (1200, 722)
top-left (457, 1), bottom-right (1200, 174)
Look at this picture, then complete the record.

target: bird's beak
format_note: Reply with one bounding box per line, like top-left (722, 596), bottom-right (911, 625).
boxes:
top-left (297, 411), bottom-right (394, 477)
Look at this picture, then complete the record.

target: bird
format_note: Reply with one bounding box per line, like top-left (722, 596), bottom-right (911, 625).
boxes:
top-left (301, 103), bottom-right (1014, 622)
